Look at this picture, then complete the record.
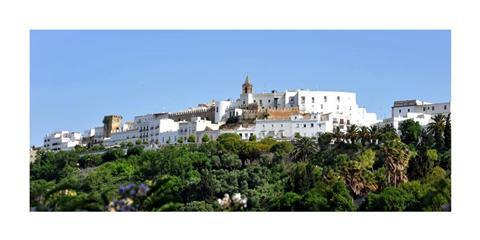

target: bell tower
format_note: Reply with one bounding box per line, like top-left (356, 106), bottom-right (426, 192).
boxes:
top-left (240, 75), bottom-right (254, 106)
top-left (242, 75), bottom-right (253, 94)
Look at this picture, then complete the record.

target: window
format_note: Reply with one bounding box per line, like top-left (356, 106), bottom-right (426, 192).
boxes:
top-left (303, 124), bottom-right (307, 128)
top-left (407, 108), bottom-right (410, 112)
top-left (296, 124), bottom-right (300, 128)
top-left (347, 120), bottom-right (350, 125)
top-left (311, 123), bottom-right (314, 128)
top-left (243, 101), bottom-right (245, 105)
top-left (259, 100), bottom-right (263, 104)
top-left (444, 105), bottom-right (447, 110)
top-left (268, 99), bottom-right (271, 103)
top-left (423, 107), bottom-right (426, 111)
top-left (280, 124), bottom-right (283, 127)
top-left (337, 96), bottom-right (340, 101)
top-left (272, 124), bottom-right (274, 127)
top-left (254, 100), bottom-right (256, 103)
top-left (324, 96), bottom-right (327, 102)
top-left (432, 106), bottom-right (435, 111)
top-left (239, 133), bottom-right (242, 137)
top-left (312, 97), bottom-right (315, 103)
top-left (301, 96), bottom-right (305, 104)
top-left (290, 97), bottom-right (294, 103)
top-left (337, 105), bottom-right (339, 110)
top-left (321, 104), bottom-right (323, 109)
top-left (340, 119), bottom-right (344, 124)
top-left (216, 107), bottom-right (219, 112)
top-left (399, 109), bottom-right (402, 113)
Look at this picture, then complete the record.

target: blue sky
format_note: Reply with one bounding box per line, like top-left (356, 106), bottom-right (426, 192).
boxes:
top-left (30, 30), bottom-right (451, 146)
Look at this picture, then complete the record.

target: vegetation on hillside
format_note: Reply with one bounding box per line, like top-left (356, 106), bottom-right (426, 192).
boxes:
top-left (30, 114), bottom-right (451, 211)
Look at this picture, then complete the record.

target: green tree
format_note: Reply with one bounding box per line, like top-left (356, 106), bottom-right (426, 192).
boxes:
top-left (101, 148), bottom-right (125, 163)
top-left (408, 148), bottom-right (438, 180)
top-left (272, 192), bottom-right (303, 211)
top-left (399, 119), bottom-right (422, 146)
top-left (291, 137), bottom-right (317, 162)
top-left (217, 133), bottom-right (243, 153)
top-left (126, 146), bottom-right (144, 157)
top-left (270, 141), bottom-right (294, 163)
top-left (201, 134), bottom-right (210, 143)
top-left (188, 135), bottom-right (196, 143)
top-left (78, 154), bottom-right (102, 168)
top-left (249, 134), bottom-right (257, 141)
top-left (364, 187), bottom-right (415, 211)
top-left (317, 132), bottom-right (333, 150)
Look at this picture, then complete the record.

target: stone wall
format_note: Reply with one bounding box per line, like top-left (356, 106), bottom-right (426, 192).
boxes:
top-left (168, 106), bottom-right (216, 122)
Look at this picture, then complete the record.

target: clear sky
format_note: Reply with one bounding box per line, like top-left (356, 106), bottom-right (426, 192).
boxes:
top-left (30, 30), bottom-right (451, 146)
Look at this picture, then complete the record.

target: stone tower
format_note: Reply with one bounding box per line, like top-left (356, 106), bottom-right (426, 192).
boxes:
top-left (103, 115), bottom-right (123, 138)
top-left (242, 75), bottom-right (253, 94)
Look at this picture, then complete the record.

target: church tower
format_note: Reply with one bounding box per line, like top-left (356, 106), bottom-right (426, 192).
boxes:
top-left (240, 75), bottom-right (254, 106)
top-left (242, 75), bottom-right (253, 94)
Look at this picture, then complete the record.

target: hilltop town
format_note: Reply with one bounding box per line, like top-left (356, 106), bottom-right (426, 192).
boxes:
top-left (39, 76), bottom-right (450, 152)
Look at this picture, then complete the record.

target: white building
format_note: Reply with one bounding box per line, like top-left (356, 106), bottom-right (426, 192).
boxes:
top-left (222, 77), bottom-right (379, 127)
top-left (221, 125), bottom-right (256, 140)
top-left (377, 100), bottom-right (451, 130)
top-left (43, 131), bottom-right (82, 151)
top-left (137, 117), bottom-right (179, 145)
top-left (391, 100), bottom-right (450, 118)
top-left (178, 117), bottom-right (220, 142)
top-left (214, 100), bottom-right (232, 123)
top-left (104, 129), bottom-right (138, 146)
top-left (255, 113), bottom-right (351, 140)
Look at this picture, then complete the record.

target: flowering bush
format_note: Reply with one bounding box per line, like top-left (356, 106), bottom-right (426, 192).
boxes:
top-left (107, 183), bottom-right (149, 212)
top-left (217, 193), bottom-right (248, 210)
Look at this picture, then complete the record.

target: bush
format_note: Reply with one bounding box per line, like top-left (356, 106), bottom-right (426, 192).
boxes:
top-left (364, 187), bottom-right (415, 211)
top-left (101, 149), bottom-right (125, 163)
top-left (127, 146), bottom-right (144, 157)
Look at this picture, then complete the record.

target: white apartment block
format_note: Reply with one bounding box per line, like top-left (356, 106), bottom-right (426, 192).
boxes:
top-left (178, 117), bottom-right (220, 142)
top-left (376, 100), bottom-right (451, 130)
top-left (255, 112), bottom-right (352, 140)
top-left (391, 100), bottom-right (450, 118)
top-left (43, 131), bottom-right (82, 151)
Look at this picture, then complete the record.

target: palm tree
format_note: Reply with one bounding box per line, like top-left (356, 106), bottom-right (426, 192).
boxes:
top-left (444, 113), bottom-right (451, 150)
top-left (381, 124), bottom-right (396, 134)
top-left (291, 137), bottom-right (318, 162)
top-left (359, 126), bottom-right (370, 146)
top-left (427, 114), bottom-right (446, 150)
top-left (333, 126), bottom-right (344, 144)
top-left (346, 124), bottom-right (358, 144)
top-left (368, 125), bottom-right (380, 145)
top-left (380, 140), bottom-right (414, 187)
